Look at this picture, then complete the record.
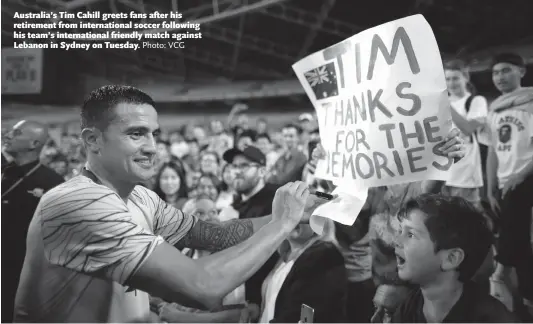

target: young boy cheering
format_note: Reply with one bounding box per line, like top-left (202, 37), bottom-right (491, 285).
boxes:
top-left (392, 194), bottom-right (516, 322)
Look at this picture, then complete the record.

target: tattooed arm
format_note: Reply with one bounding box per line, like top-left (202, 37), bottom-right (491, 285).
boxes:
top-left (175, 193), bottom-right (328, 252)
top-left (129, 183), bottom-right (307, 310)
top-left (176, 217), bottom-right (271, 252)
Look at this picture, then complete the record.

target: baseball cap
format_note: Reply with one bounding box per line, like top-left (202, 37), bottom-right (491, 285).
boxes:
top-left (223, 146), bottom-right (266, 166)
top-left (491, 53), bottom-right (525, 68)
top-left (298, 113), bottom-right (314, 122)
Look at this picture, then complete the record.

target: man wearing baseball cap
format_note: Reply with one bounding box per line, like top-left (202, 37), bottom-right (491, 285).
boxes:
top-left (222, 145), bottom-right (282, 309)
top-left (485, 52), bottom-right (533, 319)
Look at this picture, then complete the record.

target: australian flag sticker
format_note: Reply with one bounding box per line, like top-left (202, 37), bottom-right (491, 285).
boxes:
top-left (304, 62), bottom-right (339, 100)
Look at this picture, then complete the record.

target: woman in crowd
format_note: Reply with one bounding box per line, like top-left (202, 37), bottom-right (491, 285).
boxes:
top-left (256, 219), bottom-right (348, 323)
top-left (153, 161), bottom-right (189, 210)
top-left (199, 150), bottom-right (220, 177)
top-left (195, 173), bottom-right (221, 202)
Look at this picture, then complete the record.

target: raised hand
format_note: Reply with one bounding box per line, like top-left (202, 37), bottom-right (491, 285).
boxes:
top-left (311, 143), bottom-right (326, 161)
top-left (439, 128), bottom-right (466, 162)
top-left (271, 181), bottom-right (310, 231)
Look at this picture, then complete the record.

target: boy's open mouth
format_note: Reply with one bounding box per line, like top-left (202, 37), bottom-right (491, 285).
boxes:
top-left (396, 253), bottom-right (406, 266)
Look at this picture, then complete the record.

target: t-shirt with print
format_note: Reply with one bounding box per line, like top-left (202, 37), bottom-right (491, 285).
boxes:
top-left (487, 109), bottom-right (533, 188)
top-left (446, 94), bottom-right (488, 188)
top-left (14, 175), bottom-right (197, 323)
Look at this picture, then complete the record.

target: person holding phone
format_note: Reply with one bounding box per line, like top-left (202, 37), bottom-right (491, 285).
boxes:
top-left (257, 219), bottom-right (348, 323)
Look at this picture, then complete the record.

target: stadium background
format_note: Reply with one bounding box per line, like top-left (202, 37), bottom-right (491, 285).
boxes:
top-left (2, 0), bottom-right (533, 138)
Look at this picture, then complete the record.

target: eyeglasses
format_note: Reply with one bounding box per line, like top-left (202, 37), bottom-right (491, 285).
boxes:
top-left (230, 163), bottom-right (260, 171)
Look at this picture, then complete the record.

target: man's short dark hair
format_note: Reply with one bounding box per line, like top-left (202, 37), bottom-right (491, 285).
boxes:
top-left (283, 123), bottom-right (303, 135)
top-left (256, 133), bottom-right (271, 142)
top-left (81, 85), bottom-right (156, 130)
top-left (398, 194), bottom-right (493, 282)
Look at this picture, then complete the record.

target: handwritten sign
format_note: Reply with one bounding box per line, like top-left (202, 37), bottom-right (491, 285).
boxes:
top-left (293, 15), bottom-right (452, 189)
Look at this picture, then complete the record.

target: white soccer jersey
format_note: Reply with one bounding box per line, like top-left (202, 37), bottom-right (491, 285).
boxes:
top-left (14, 175), bottom-right (197, 322)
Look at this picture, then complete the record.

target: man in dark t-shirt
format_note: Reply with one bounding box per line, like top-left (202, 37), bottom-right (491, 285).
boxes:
top-left (391, 194), bottom-right (516, 323)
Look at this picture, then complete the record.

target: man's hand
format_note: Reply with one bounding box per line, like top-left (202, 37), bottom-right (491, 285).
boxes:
top-left (239, 302), bottom-right (260, 323)
top-left (272, 181), bottom-right (310, 231)
top-left (231, 103), bottom-right (248, 114)
top-left (311, 143), bottom-right (326, 161)
top-left (439, 128), bottom-right (466, 162)
top-left (301, 193), bottom-right (336, 223)
top-left (501, 174), bottom-right (525, 197)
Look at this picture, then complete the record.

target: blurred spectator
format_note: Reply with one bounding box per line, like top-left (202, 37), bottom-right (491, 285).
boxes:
top-left (255, 133), bottom-right (279, 171)
top-left (267, 123), bottom-right (307, 186)
top-left (186, 170), bottom-right (202, 195)
top-left (256, 117), bottom-right (268, 134)
top-left (66, 154), bottom-right (84, 181)
top-left (48, 153), bottom-right (69, 180)
top-left (183, 139), bottom-right (201, 171)
top-left (193, 125), bottom-right (209, 148)
top-left (199, 150), bottom-right (220, 177)
top-left (236, 129), bottom-right (256, 151)
top-left (298, 113), bottom-right (315, 153)
top-left (216, 163), bottom-right (236, 212)
top-left (182, 194), bottom-right (219, 224)
top-left (39, 139), bottom-right (59, 164)
top-left (207, 119), bottom-right (233, 158)
top-left (228, 103), bottom-right (257, 143)
top-left (153, 161), bottom-right (189, 210)
top-left (210, 119), bottom-right (225, 135)
top-left (195, 173), bottom-right (221, 201)
top-left (169, 132), bottom-right (189, 159)
top-left (1, 120), bottom-right (64, 322)
top-left (298, 113), bottom-right (315, 133)
top-left (258, 220), bottom-right (347, 323)
top-left (155, 140), bottom-right (172, 174)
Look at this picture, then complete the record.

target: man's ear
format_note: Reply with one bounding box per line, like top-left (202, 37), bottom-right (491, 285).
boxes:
top-left (81, 127), bottom-right (102, 154)
top-left (441, 248), bottom-right (465, 272)
top-left (258, 166), bottom-right (267, 178)
top-left (519, 66), bottom-right (526, 78)
top-left (30, 139), bottom-right (42, 150)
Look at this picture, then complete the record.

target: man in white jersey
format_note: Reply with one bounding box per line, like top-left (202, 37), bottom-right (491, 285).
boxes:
top-left (485, 53), bottom-right (533, 318)
top-left (14, 85), bottom-right (320, 322)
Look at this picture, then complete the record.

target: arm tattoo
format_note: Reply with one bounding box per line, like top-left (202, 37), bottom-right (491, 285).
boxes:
top-left (176, 219), bottom-right (254, 252)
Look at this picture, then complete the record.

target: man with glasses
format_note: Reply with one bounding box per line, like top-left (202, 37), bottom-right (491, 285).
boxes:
top-left (222, 145), bottom-right (284, 307)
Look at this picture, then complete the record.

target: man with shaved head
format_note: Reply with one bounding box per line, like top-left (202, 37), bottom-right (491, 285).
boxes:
top-left (1, 120), bottom-right (65, 322)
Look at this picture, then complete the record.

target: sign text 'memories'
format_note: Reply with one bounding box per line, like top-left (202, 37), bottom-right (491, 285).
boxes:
top-left (323, 26), bottom-right (421, 89)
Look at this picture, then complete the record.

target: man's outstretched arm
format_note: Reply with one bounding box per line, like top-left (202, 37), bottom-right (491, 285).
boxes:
top-left (175, 216), bottom-right (271, 252)
top-left (175, 192), bottom-right (328, 252)
top-left (130, 182), bottom-right (309, 310)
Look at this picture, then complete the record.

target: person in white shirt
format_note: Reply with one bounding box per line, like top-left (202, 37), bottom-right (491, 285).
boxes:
top-left (485, 53), bottom-right (533, 319)
top-left (442, 60), bottom-right (488, 210)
